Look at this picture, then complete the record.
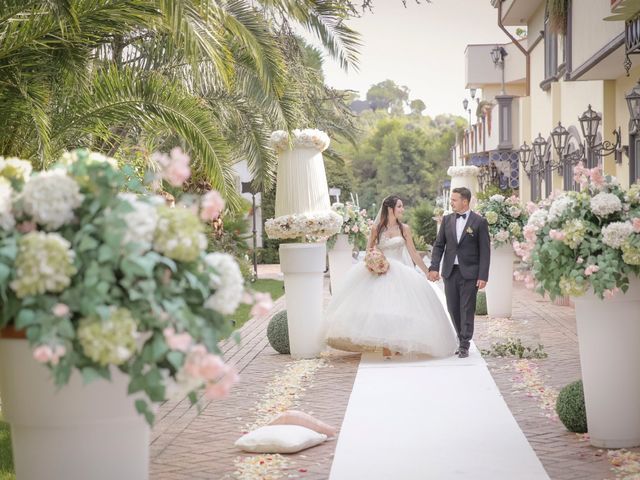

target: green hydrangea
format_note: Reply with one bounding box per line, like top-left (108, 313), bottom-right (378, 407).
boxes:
top-left (10, 232), bottom-right (77, 298)
top-left (485, 211), bottom-right (498, 225)
top-left (621, 236), bottom-right (640, 265)
top-left (153, 206), bottom-right (207, 262)
top-left (562, 219), bottom-right (587, 249)
top-left (508, 222), bottom-right (522, 237)
top-left (78, 308), bottom-right (138, 366)
top-left (559, 276), bottom-right (587, 297)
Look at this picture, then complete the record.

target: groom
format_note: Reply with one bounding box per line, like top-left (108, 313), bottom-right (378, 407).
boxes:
top-left (428, 187), bottom-right (490, 358)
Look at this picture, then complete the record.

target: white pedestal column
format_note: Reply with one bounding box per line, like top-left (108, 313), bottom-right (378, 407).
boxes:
top-left (484, 244), bottom-right (514, 318)
top-left (328, 234), bottom-right (353, 295)
top-left (279, 242), bottom-right (326, 359)
top-left (0, 339), bottom-right (149, 480)
top-left (573, 275), bottom-right (640, 448)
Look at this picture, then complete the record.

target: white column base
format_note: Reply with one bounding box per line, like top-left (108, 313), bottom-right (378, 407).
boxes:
top-left (485, 244), bottom-right (514, 318)
top-left (328, 234), bottom-right (353, 295)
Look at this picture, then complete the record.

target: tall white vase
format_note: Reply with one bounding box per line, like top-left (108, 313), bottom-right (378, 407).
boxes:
top-left (279, 242), bottom-right (326, 359)
top-left (328, 234), bottom-right (353, 295)
top-left (448, 166), bottom-right (479, 208)
top-left (484, 244), bottom-right (514, 318)
top-left (573, 275), bottom-right (640, 448)
top-left (0, 338), bottom-right (149, 480)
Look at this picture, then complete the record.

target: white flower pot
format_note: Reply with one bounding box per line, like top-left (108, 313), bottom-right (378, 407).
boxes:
top-left (573, 275), bottom-right (640, 448)
top-left (448, 168), bottom-right (479, 208)
top-left (0, 338), bottom-right (149, 480)
top-left (279, 242), bottom-right (326, 359)
top-left (328, 234), bottom-right (353, 295)
top-left (484, 244), bottom-right (514, 318)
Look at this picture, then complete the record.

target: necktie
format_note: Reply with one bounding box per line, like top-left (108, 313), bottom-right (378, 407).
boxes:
top-left (456, 213), bottom-right (467, 219)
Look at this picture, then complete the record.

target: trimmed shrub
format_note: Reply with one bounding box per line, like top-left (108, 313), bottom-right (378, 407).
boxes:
top-left (476, 290), bottom-right (487, 315)
top-left (267, 310), bottom-right (290, 354)
top-left (556, 380), bottom-right (588, 433)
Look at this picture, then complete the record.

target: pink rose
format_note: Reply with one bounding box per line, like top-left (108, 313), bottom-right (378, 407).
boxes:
top-left (526, 202), bottom-right (538, 214)
top-left (604, 287), bottom-right (620, 299)
top-left (52, 303), bottom-right (70, 317)
top-left (152, 148), bottom-right (191, 187)
top-left (633, 217), bottom-right (640, 233)
top-left (200, 190), bottom-right (225, 222)
top-left (17, 221), bottom-right (36, 233)
top-left (163, 328), bottom-right (193, 352)
top-left (351, 225), bottom-right (359, 233)
top-left (198, 354), bottom-right (225, 381)
top-left (584, 265), bottom-right (599, 276)
top-left (590, 167), bottom-right (605, 188)
top-left (33, 345), bottom-right (53, 363)
top-left (51, 345), bottom-right (66, 365)
top-left (204, 367), bottom-right (239, 400)
top-left (250, 292), bottom-right (274, 318)
top-left (549, 229), bottom-right (566, 241)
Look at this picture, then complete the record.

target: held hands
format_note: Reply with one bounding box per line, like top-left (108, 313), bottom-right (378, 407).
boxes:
top-left (476, 280), bottom-right (487, 289)
top-left (427, 270), bottom-right (440, 282)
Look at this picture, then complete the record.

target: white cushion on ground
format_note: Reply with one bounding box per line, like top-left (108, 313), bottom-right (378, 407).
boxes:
top-left (235, 425), bottom-right (327, 453)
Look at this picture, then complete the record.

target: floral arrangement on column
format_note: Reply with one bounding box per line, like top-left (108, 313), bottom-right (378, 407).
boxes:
top-left (265, 129), bottom-right (343, 240)
top-left (447, 165), bottom-right (480, 177)
top-left (475, 194), bottom-right (528, 247)
top-left (0, 149), bottom-right (271, 423)
top-left (326, 202), bottom-right (371, 251)
top-left (513, 162), bottom-right (640, 299)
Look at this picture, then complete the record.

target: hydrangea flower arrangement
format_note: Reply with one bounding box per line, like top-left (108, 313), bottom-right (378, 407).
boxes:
top-left (475, 194), bottom-right (528, 247)
top-left (327, 202), bottom-right (371, 251)
top-left (0, 148), bottom-right (258, 423)
top-left (515, 163), bottom-right (640, 299)
top-left (269, 129), bottom-right (330, 154)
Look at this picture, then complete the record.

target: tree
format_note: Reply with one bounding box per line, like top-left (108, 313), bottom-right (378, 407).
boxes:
top-left (410, 99), bottom-right (426, 116)
top-left (366, 80), bottom-right (409, 112)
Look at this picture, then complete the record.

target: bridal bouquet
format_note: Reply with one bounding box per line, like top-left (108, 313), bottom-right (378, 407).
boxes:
top-left (476, 194), bottom-right (528, 247)
top-left (515, 162), bottom-right (640, 299)
top-left (327, 202), bottom-right (371, 251)
top-left (0, 149), bottom-right (268, 424)
top-left (365, 248), bottom-right (389, 275)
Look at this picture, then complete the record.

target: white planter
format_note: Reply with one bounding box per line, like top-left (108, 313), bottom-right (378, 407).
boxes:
top-left (448, 167), bottom-right (479, 208)
top-left (0, 338), bottom-right (149, 480)
top-left (279, 242), bottom-right (326, 359)
top-left (573, 275), bottom-right (640, 448)
top-left (328, 234), bottom-right (353, 295)
top-left (484, 244), bottom-right (514, 318)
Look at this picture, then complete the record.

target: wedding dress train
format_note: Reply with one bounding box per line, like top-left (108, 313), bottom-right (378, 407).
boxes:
top-left (324, 235), bottom-right (457, 357)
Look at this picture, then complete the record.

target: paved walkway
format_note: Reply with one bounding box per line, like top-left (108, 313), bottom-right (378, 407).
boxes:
top-left (150, 266), bottom-right (638, 480)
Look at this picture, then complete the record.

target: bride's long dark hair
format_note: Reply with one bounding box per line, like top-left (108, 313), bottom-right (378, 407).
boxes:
top-left (376, 195), bottom-right (405, 244)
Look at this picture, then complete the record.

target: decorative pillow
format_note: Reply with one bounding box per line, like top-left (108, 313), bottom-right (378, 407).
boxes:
top-left (234, 425), bottom-right (327, 453)
top-left (268, 410), bottom-right (337, 437)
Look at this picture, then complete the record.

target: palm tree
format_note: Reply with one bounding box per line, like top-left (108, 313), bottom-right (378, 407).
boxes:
top-left (0, 0), bottom-right (361, 207)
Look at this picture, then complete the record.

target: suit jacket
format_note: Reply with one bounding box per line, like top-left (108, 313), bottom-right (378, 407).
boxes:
top-left (429, 211), bottom-right (491, 281)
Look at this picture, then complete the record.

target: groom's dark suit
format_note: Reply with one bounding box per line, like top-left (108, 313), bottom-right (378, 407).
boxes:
top-left (429, 211), bottom-right (490, 351)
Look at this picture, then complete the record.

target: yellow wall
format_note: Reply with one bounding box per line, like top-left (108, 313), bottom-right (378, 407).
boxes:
top-left (571, 2), bottom-right (623, 70)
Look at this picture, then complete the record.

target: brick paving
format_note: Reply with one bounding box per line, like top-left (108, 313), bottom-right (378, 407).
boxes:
top-left (151, 267), bottom-right (637, 480)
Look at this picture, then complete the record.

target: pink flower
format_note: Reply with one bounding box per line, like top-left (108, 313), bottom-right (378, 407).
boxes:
top-left (153, 147), bottom-right (191, 187)
top-left (604, 287), bottom-right (620, 299)
top-left (549, 229), bottom-right (566, 241)
top-left (51, 345), bottom-right (66, 365)
top-left (198, 354), bottom-right (225, 381)
top-left (633, 217), bottom-right (640, 233)
top-left (526, 202), bottom-right (538, 214)
top-left (200, 190), bottom-right (225, 222)
top-left (204, 367), bottom-right (239, 400)
top-left (33, 345), bottom-right (53, 363)
top-left (163, 327), bottom-right (193, 352)
top-left (351, 225), bottom-right (359, 233)
top-left (16, 221), bottom-right (36, 233)
top-left (584, 265), bottom-right (600, 276)
top-left (590, 167), bottom-right (605, 188)
top-left (52, 303), bottom-right (70, 317)
top-left (250, 292), bottom-right (274, 318)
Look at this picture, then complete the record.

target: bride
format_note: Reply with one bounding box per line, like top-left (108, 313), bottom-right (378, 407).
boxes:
top-left (324, 195), bottom-right (457, 357)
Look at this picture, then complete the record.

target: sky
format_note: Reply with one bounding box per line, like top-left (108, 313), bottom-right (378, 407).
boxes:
top-left (313, 0), bottom-right (511, 117)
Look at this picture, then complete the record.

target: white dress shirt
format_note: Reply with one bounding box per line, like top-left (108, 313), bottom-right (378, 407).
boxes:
top-left (454, 209), bottom-right (470, 265)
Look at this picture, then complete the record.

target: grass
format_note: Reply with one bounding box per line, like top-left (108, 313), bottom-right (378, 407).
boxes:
top-left (231, 279), bottom-right (284, 330)
top-left (0, 412), bottom-right (14, 480)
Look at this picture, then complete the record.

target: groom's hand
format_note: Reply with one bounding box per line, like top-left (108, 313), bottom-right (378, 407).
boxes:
top-left (428, 271), bottom-right (440, 282)
top-left (477, 280), bottom-right (487, 289)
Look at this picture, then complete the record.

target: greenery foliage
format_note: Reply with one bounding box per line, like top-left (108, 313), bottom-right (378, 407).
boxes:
top-left (267, 310), bottom-right (290, 354)
top-left (481, 338), bottom-right (547, 359)
top-left (231, 279), bottom-right (284, 331)
top-left (556, 380), bottom-right (588, 433)
top-left (475, 194), bottom-right (527, 247)
top-left (408, 201), bottom-right (438, 247)
top-left (475, 290), bottom-right (487, 315)
top-left (0, 414), bottom-right (13, 479)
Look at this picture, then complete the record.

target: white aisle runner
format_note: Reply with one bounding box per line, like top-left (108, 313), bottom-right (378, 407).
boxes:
top-left (329, 346), bottom-right (550, 480)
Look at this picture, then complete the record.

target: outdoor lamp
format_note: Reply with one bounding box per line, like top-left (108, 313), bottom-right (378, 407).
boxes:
top-left (551, 122), bottom-right (569, 157)
top-left (625, 80), bottom-right (640, 132)
top-left (470, 88), bottom-right (477, 100)
top-left (463, 98), bottom-right (469, 111)
top-left (579, 105), bottom-right (601, 149)
top-left (518, 142), bottom-right (532, 170)
top-left (532, 133), bottom-right (549, 164)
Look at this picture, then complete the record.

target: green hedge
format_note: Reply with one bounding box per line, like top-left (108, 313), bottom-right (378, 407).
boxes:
top-left (556, 380), bottom-right (588, 433)
top-left (267, 310), bottom-right (290, 354)
top-left (476, 290), bottom-right (487, 315)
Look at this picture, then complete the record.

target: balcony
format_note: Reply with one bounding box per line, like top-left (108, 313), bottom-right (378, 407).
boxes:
top-left (494, 0), bottom-right (545, 26)
top-left (464, 43), bottom-right (525, 89)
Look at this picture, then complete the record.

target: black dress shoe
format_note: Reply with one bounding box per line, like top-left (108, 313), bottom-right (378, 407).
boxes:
top-left (458, 349), bottom-right (469, 358)
top-left (454, 348), bottom-right (460, 355)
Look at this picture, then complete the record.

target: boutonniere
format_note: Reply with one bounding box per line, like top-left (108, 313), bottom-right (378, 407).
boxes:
top-left (466, 226), bottom-right (474, 235)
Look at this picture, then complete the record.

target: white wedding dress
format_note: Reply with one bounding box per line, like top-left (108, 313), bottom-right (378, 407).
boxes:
top-left (324, 234), bottom-right (458, 357)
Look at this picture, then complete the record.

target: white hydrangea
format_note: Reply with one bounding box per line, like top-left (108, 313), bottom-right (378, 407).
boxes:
top-left (495, 230), bottom-right (510, 242)
top-left (447, 165), bottom-right (479, 177)
top-left (602, 221), bottom-right (634, 249)
top-left (527, 209), bottom-right (548, 229)
top-left (0, 157), bottom-right (32, 183)
top-left (490, 194), bottom-right (505, 203)
top-left (269, 129), bottom-right (330, 154)
top-left (20, 170), bottom-right (83, 230)
top-left (547, 195), bottom-right (574, 222)
top-left (117, 193), bottom-right (158, 252)
top-left (204, 253), bottom-right (244, 315)
top-left (590, 192), bottom-right (623, 217)
top-left (265, 211), bottom-right (343, 240)
top-left (0, 178), bottom-right (15, 230)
